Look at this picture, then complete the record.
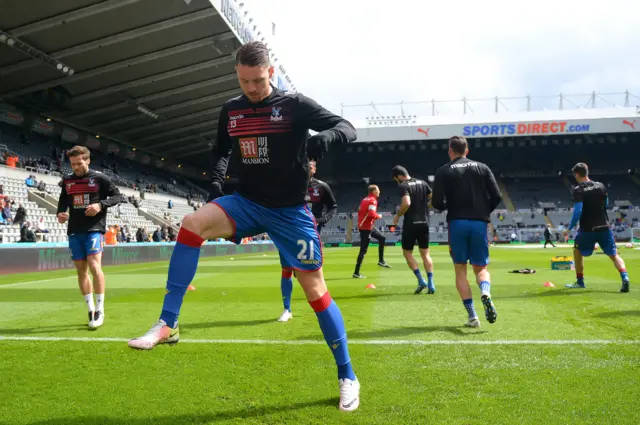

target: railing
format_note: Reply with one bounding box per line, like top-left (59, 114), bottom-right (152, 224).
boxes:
top-left (340, 91), bottom-right (640, 122)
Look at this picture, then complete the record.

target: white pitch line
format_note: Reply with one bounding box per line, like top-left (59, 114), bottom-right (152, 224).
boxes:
top-left (0, 335), bottom-right (639, 345)
top-left (0, 276), bottom-right (74, 288)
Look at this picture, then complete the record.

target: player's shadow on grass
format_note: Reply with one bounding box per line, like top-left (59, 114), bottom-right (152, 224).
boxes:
top-left (0, 324), bottom-right (86, 335)
top-left (24, 397), bottom-right (337, 425)
top-left (182, 319), bottom-right (275, 330)
top-left (596, 310), bottom-right (640, 318)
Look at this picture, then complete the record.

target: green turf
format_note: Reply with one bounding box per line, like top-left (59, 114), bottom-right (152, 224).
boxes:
top-left (1, 245), bottom-right (640, 424)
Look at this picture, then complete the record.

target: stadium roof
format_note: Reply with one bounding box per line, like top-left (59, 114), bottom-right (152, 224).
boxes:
top-left (0, 0), bottom-right (285, 170)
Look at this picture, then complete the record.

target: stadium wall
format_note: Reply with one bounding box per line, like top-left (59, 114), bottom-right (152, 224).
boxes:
top-left (0, 242), bottom-right (276, 275)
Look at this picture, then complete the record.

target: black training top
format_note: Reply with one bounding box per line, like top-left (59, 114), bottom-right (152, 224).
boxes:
top-left (398, 178), bottom-right (431, 226)
top-left (211, 87), bottom-right (356, 208)
top-left (431, 157), bottom-right (502, 223)
top-left (572, 180), bottom-right (609, 231)
top-left (57, 170), bottom-right (125, 235)
top-left (307, 177), bottom-right (337, 225)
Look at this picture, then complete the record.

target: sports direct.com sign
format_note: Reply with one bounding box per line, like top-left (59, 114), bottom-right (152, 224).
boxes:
top-left (462, 121), bottom-right (590, 137)
top-left (353, 112), bottom-right (639, 143)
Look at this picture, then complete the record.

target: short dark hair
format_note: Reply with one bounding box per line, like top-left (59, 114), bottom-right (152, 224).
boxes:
top-left (67, 145), bottom-right (90, 160)
top-left (449, 136), bottom-right (468, 155)
top-left (235, 41), bottom-right (270, 67)
top-left (367, 184), bottom-right (379, 194)
top-left (391, 165), bottom-right (408, 178)
top-left (572, 162), bottom-right (589, 177)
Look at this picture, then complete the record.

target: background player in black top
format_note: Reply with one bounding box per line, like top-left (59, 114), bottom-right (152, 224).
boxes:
top-left (432, 136), bottom-right (501, 328)
top-left (129, 41), bottom-right (361, 411)
top-left (277, 159), bottom-right (337, 323)
top-left (57, 145), bottom-right (125, 329)
top-left (306, 160), bottom-right (338, 233)
top-left (565, 162), bottom-right (629, 292)
top-left (391, 166), bottom-right (436, 294)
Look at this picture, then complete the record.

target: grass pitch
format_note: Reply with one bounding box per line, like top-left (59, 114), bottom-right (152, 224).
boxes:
top-left (1, 244), bottom-right (639, 424)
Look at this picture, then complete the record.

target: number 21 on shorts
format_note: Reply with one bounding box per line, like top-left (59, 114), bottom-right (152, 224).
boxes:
top-left (296, 239), bottom-right (315, 260)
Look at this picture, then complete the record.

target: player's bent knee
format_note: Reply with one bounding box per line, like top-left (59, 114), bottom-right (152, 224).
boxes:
top-left (296, 270), bottom-right (327, 301)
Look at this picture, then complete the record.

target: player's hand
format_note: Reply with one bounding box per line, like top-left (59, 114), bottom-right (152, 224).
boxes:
top-left (307, 132), bottom-right (331, 160)
top-left (85, 203), bottom-right (102, 216)
top-left (392, 215), bottom-right (399, 226)
top-left (208, 182), bottom-right (224, 202)
top-left (57, 212), bottom-right (69, 224)
top-left (376, 214), bottom-right (382, 220)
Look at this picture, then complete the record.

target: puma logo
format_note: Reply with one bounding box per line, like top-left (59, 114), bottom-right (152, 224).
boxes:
top-left (417, 127), bottom-right (430, 137)
top-left (623, 119), bottom-right (636, 130)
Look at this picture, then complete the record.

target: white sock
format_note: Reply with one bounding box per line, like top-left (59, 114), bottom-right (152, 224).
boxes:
top-left (95, 293), bottom-right (104, 313)
top-left (83, 293), bottom-right (95, 312)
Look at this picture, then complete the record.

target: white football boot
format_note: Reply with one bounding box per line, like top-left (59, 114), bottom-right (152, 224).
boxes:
top-left (277, 310), bottom-right (293, 322)
top-left (338, 378), bottom-right (360, 412)
top-left (128, 320), bottom-right (180, 350)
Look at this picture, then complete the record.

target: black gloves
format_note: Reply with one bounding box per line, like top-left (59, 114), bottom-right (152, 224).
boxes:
top-left (208, 181), bottom-right (224, 202)
top-left (307, 132), bottom-right (331, 160)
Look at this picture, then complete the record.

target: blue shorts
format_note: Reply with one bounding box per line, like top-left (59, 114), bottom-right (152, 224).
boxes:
top-left (448, 219), bottom-right (489, 266)
top-left (213, 193), bottom-right (323, 271)
top-left (69, 232), bottom-right (104, 261)
top-left (575, 229), bottom-right (616, 256)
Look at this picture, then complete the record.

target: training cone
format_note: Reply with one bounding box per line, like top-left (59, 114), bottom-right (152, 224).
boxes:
top-left (187, 285), bottom-right (196, 291)
top-left (544, 281), bottom-right (555, 288)
top-left (365, 283), bottom-right (376, 289)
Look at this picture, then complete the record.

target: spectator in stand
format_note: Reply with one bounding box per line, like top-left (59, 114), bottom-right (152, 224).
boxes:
top-left (35, 217), bottom-right (49, 240)
top-left (25, 175), bottom-right (37, 187)
top-left (0, 184), bottom-right (3, 195)
top-left (36, 180), bottom-right (47, 193)
top-left (152, 227), bottom-right (162, 242)
top-left (167, 227), bottom-right (176, 242)
top-left (161, 226), bottom-right (168, 242)
top-left (2, 200), bottom-right (12, 224)
top-left (168, 200), bottom-right (173, 209)
top-left (105, 226), bottom-right (118, 245)
top-left (20, 222), bottom-right (36, 242)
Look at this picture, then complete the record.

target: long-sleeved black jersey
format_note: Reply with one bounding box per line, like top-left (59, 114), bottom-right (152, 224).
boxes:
top-left (211, 87), bottom-right (357, 208)
top-left (431, 157), bottom-right (502, 223)
top-left (57, 170), bottom-right (125, 235)
top-left (306, 177), bottom-right (337, 225)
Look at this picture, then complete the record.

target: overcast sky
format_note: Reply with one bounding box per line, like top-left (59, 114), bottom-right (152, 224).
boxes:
top-left (241, 0), bottom-right (640, 120)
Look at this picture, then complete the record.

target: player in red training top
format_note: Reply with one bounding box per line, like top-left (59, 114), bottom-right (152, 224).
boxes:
top-left (353, 185), bottom-right (391, 278)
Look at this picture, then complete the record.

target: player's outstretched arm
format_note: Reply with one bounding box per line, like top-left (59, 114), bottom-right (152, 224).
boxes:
top-left (484, 165), bottom-right (502, 212)
top-left (431, 170), bottom-right (447, 211)
top-left (297, 94), bottom-right (357, 159)
top-left (209, 106), bottom-right (232, 201)
top-left (99, 176), bottom-right (126, 209)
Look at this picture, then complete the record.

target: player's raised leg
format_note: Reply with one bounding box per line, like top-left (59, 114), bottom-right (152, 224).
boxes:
top-left (372, 228), bottom-right (391, 268)
top-left (269, 205), bottom-right (359, 412)
top-left (128, 202), bottom-right (237, 349)
top-left (278, 264), bottom-right (294, 322)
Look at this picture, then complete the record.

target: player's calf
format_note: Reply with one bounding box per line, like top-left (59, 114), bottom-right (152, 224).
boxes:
top-left (298, 270), bottom-right (359, 411)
